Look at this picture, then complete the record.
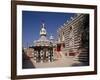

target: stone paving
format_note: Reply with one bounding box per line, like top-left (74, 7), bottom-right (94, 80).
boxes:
top-left (30, 52), bottom-right (80, 68)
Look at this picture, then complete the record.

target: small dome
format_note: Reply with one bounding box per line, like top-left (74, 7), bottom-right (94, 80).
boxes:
top-left (40, 23), bottom-right (47, 36)
top-left (50, 35), bottom-right (54, 40)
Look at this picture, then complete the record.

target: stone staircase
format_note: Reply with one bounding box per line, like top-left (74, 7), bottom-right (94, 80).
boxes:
top-left (73, 48), bottom-right (89, 65)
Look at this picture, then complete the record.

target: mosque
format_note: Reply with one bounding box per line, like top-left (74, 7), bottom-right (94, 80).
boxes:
top-left (23, 14), bottom-right (89, 66)
top-left (27, 23), bottom-right (57, 63)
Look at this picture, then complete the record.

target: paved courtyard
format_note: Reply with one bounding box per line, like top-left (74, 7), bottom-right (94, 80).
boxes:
top-left (30, 52), bottom-right (80, 68)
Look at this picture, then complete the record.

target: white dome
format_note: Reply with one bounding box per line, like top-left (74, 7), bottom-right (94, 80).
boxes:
top-left (33, 23), bottom-right (52, 46)
top-left (50, 35), bottom-right (54, 40)
top-left (40, 23), bottom-right (47, 36)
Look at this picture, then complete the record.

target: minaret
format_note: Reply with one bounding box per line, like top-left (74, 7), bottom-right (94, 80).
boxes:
top-left (40, 23), bottom-right (47, 36)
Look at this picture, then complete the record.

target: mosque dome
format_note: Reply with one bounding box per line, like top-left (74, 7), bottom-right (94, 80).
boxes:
top-left (34, 23), bottom-right (50, 46)
top-left (40, 23), bottom-right (47, 36)
top-left (49, 34), bottom-right (54, 40)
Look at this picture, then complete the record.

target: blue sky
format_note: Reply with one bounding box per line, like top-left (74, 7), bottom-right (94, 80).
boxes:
top-left (22, 11), bottom-right (76, 48)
